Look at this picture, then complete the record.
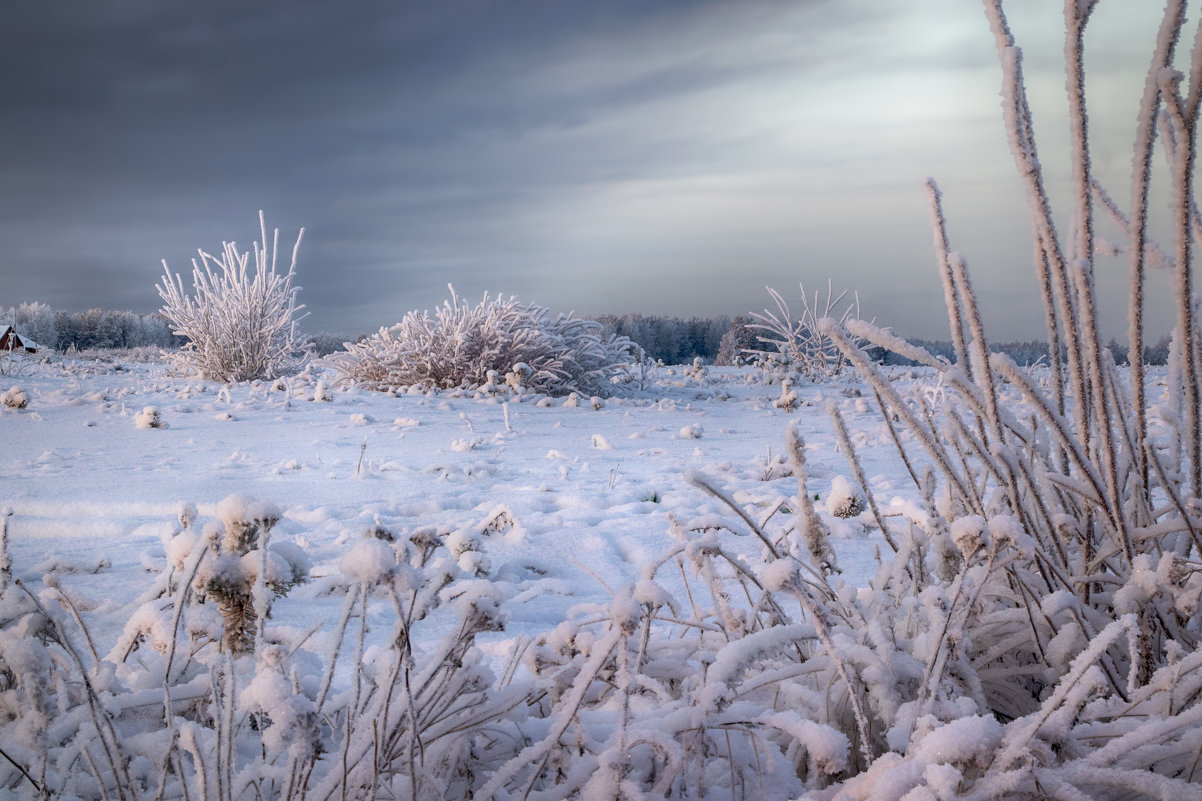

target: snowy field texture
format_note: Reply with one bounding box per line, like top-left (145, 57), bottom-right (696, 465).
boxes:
top-left (3, 356), bottom-right (902, 652)
top-left (2, 350), bottom-right (1199, 801)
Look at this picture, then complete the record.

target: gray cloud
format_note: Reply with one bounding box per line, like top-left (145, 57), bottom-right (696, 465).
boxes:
top-left (0, 0), bottom-right (1172, 340)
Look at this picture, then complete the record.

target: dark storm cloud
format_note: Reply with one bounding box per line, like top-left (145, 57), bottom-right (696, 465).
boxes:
top-left (0, 0), bottom-right (1165, 339)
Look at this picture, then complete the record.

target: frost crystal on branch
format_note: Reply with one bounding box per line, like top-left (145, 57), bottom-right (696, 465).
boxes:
top-left (157, 212), bottom-right (311, 382)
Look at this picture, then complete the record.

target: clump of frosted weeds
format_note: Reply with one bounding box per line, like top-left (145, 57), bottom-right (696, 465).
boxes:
top-left (506, 361), bottom-right (532, 393)
top-left (824, 475), bottom-right (864, 519)
top-left (745, 280), bottom-right (866, 383)
top-left (0, 386), bottom-right (27, 409)
top-left (773, 376), bottom-right (799, 411)
top-left (801, 0), bottom-right (1202, 796)
top-left (134, 405), bottom-right (167, 429)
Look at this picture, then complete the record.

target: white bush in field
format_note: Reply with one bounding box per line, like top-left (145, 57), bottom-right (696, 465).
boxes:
top-left (325, 286), bottom-right (638, 396)
top-left (157, 212), bottom-right (311, 382)
top-left (745, 280), bottom-right (865, 383)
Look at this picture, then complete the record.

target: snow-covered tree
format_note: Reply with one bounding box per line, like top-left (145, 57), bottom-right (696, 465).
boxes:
top-left (11, 302), bottom-right (55, 350)
top-left (157, 212), bottom-right (311, 382)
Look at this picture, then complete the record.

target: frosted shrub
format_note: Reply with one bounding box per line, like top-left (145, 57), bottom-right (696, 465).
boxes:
top-left (1, 386), bottom-right (27, 409)
top-left (772, 376), bottom-right (799, 411)
top-left (744, 280), bottom-right (865, 382)
top-left (133, 405), bottom-right (166, 429)
top-left (158, 212), bottom-right (312, 382)
top-left (824, 474), bottom-right (863, 519)
top-left (325, 286), bottom-right (638, 396)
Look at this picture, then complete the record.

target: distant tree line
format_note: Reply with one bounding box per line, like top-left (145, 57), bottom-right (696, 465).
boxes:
top-left (2, 301), bottom-right (1175, 367)
top-left (594, 314), bottom-right (729, 364)
top-left (878, 336), bottom-right (1173, 367)
top-left (599, 314), bottom-right (1175, 368)
top-left (2, 301), bottom-right (183, 351)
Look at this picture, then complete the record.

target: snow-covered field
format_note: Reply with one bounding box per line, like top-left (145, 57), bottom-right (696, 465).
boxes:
top-left (5, 350), bottom-right (1200, 801)
top-left (3, 356), bottom-right (903, 656)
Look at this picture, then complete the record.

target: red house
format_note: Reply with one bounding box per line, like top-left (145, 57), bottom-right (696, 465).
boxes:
top-left (0, 324), bottom-right (40, 353)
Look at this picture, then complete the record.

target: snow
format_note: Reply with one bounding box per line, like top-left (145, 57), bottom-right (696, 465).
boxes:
top-left (2, 357), bottom-right (899, 655)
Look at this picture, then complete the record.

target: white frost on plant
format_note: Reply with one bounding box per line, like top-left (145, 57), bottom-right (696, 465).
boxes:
top-left (949, 515), bottom-right (987, 558)
top-left (1, 386), bottom-right (27, 409)
top-left (756, 711), bottom-right (849, 774)
top-left (157, 211), bottom-right (311, 383)
top-left (825, 475), bottom-right (865, 519)
top-left (339, 538), bottom-right (395, 585)
top-left (134, 405), bottom-right (167, 429)
top-left (907, 713), bottom-right (1003, 768)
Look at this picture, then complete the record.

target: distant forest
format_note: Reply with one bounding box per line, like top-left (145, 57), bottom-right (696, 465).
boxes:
top-left (594, 312), bottom-right (1174, 367)
top-left (3, 301), bottom-right (1172, 366)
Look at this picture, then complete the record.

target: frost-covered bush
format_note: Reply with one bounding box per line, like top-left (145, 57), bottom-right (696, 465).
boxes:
top-left (325, 286), bottom-right (638, 396)
top-left (1, 386), bottom-right (27, 410)
top-left (133, 405), bottom-right (166, 429)
top-left (744, 280), bottom-right (866, 382)
top-left (157, 212), bottom-right (311, 383)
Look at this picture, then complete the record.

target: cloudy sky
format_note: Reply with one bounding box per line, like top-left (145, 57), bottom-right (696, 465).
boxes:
top-left (0, 0), bottom-right (1180, 340)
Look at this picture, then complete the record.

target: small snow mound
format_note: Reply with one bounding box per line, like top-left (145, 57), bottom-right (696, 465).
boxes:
top-left (590, 434), bottom-right (613, 450)
top-left (166, 531), bottom-right (200, 570)
top-left (758, 559), bottom-right (797, 592)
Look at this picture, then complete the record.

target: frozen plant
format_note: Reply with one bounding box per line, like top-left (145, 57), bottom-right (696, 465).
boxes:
top-left (824, 475), bottom-right (864, 519)
top-left (0, 508), bottom-right (10, 593)
top-left (324, 286), bottom-right (638, 397)
top-left (161, 495), bottom-right (310, 655)
top-left (157, 211), bottom-right (312, 383)
top-left (506, 361), bottom-right (532, 393)
top-left (744, 280), bottom-right (866, 382)
top-left (0, 386), bottom-right (27, 409)
top-left (808, 0), bottom-right (1202, 797)
top-left (772, 377), bottom-right (799, 411)
top-left (133, 405), bottom-right (166, 429)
